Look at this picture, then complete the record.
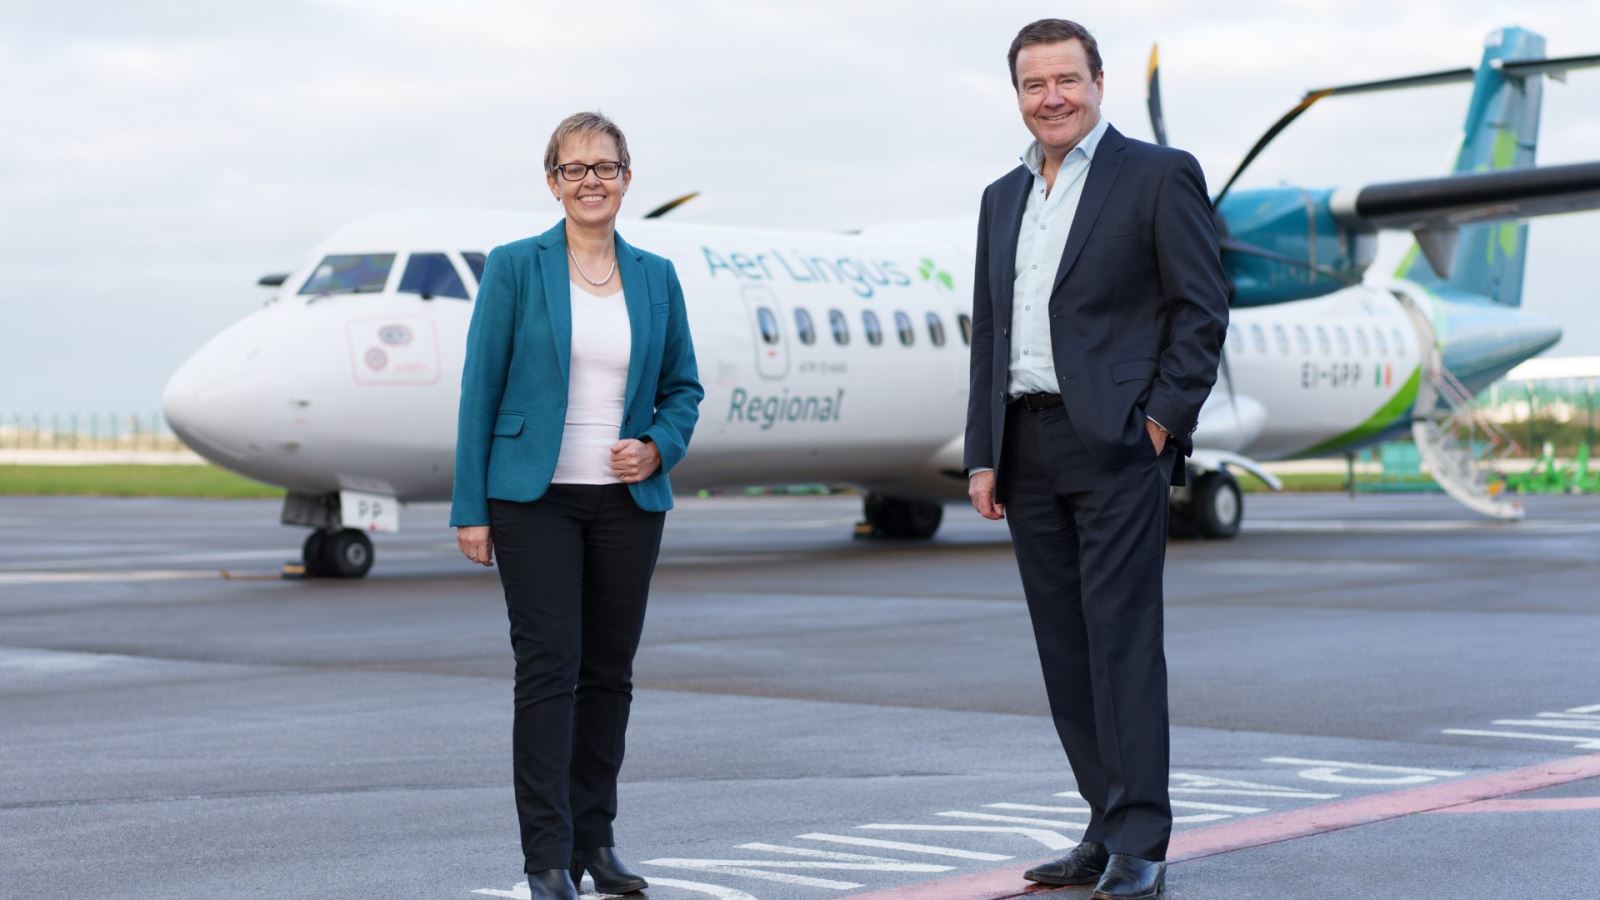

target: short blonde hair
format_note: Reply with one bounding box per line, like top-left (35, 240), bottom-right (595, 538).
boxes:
top-left (544, 111), bottom-right (631, 174)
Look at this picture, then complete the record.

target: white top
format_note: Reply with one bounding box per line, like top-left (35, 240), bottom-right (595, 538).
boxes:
top-left (551, 281), bottom-right (632, 485)
top-left (1008, 114), bottom-right (1110, 396)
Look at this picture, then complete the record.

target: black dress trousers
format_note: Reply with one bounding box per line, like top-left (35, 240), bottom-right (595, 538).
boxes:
top-left (489, 484), bottom-right (665, 874)
top-left (1000, 401), bottom-right (1176, 861)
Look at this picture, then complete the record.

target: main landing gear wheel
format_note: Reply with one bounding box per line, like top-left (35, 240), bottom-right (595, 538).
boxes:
top-left (1190, 469), bottom-right (1243, 539)
top-left (862, 493), bottom-right (943, 539)
top-left (301, 528), bottom-right (375, 579)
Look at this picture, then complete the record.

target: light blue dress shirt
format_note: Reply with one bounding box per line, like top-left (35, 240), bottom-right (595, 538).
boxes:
top-left (1008, 114), bottom-right (1110, 396)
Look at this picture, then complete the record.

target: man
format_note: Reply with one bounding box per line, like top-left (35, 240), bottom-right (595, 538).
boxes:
top-left (964, 19), bottom-right (1228, 900)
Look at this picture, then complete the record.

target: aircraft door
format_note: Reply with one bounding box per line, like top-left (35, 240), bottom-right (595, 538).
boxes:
top-left (741, 284), bottom-right (789, 380)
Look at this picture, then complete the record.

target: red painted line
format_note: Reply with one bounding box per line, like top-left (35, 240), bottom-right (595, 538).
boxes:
top-left (842, 754), bottom-right (1600, 900)
top-left (1429, 796), bottom-right (1600, 814)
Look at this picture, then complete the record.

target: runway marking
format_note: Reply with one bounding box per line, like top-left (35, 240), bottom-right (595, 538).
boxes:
top-left (933, 810), bottom-right (1088, 829)
top-left (639, 853), bottom-right (950, 891)
top-left (473, 876), bottom-right (760, 899)
top-left (1493, 718), bottom-right (1600, 731)
top-left (797, 834), bottom-right (1011, 861)
top-left (1169, 771), bottom-right (1339, 799)
top-left (1262, 757), bottom-right (1463, 785)
top-left (0, 569), bottom-right (218, 585)
top-left (1245, 518), bottom-right (1600, 533)
top-left (1429, 796), bottom-right (1600, 814)
top-left (1442, 729), bottom-right (1600, 750)
top-left (981, 802), bottom-right (1089, 814)
top-left (1171, 799), bottom-right (1268, 815)
top-left (840, 753), bottom-right (1600, 900)
top-left (1443, 701), bottom-right (1600, 750)
top-left (855, 824), bottom-right (1075, 850)
top-left (736, 844), bottom-right (953, 869)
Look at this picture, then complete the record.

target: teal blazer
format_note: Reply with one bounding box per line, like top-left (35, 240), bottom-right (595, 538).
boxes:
top-left (450, 221), bottom-right (703, 526)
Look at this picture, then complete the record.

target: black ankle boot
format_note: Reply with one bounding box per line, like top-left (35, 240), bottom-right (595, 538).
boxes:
top-left (571, 846), bottom-right (648, 894)
top-left (526, 868), bottom-right (578, 900)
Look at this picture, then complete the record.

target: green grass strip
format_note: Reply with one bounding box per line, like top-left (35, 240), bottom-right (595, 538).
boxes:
top-left (0, 465), bottom-right (285, 498)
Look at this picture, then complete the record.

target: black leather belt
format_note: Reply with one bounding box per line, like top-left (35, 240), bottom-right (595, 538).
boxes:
top-left (1011, 392), bottom-right (1063, 411)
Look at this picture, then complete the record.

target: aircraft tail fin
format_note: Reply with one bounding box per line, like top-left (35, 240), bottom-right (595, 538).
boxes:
top-left (1396, 27), bottom-right (1545, 306)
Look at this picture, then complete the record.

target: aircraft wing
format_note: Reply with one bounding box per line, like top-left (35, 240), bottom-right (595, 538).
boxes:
top-left (1331, 160), bottom-right (1600, 231)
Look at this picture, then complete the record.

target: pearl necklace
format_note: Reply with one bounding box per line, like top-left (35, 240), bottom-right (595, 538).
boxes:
top-left (569, 249), bottom-right (616, 287)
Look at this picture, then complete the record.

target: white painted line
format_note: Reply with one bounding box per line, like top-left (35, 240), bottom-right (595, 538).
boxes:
top-left (1170, 800), bottom-right (1269, 814)
top-left (797, 833), bottom-right (1011, 862)
top-left (857, 824), bottom-right (1075, 850)
top-left (935, 811), bottom-right (1089, 829)
top-left (474, 878), bottom-right (763, 900)
top-left (637, 878), bottom-right (762, 900)
top-left (1169, 773), bottom-right (1337, 799)
top-left (0, 569), bottom-right (218, 585)
top-left (1442, 728), bottom-right (1600, 750)
top-left (1494, 718), bottom-right (1600, 732)
top-left (1538, 712), bottom-right (1600, 721)
top-left (1567, 703), bottom-right (1600, 714)
top-left (983, 802), bottom-right (1091, 814)
top-left (735, 844), bottom-right (951, 871)
top-left (1264, 757), bottom-right (1463, 785)
top-left (1171, 787), bottom-right (1339, 799)
top-left (1173, 813), bottom-right (1232, 824)
top-left (640, 859), bottom-right (862, 890)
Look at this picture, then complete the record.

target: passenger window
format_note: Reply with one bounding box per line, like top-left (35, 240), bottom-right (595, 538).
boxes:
top-left (863, 310), bottom-right (884, 346)
top-left (1250, 324), bottom-right (1267, 354)
top-left (926, 312), bottom-right (946, 347)
top-left (298, 253), bottom-right (395, 296)
top-left (1335, 326), bottom-right (1351, 356)
top-left (829, 309), bottom-right (850, 345)
top-left (1294, 325), bottom-right (1311, 355)
top-left (1274, 324), bottom-right (1289, 354)
top-left (462, 252), bottom-right (486, 282)
top-left (957, 313), bottom-right (973, 346)
top-left (895, 311), bottom-right (915, 346)
top-left (398, 252), bottom-right (469, 300)
top-left (1392, 328), bottom-right (1406, 357)
top-left (1315, 326), bottom-right (1331, 356)
top-left (757, 307), bottom-right (780, 345)
top-left (1227, 324), bottom-right (1242, 354)
top-left (1354, 327), bottom-right (1370, 356)
top-left (1374, 328), bottom-right (1390, 356)
top-left (794, 308), bottom-right (816, 345)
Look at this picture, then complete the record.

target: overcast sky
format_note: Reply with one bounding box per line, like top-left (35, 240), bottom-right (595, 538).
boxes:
top-left (3, 0), bottom-right (1598, 416)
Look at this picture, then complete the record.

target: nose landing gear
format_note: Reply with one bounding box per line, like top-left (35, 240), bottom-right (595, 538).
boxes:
top-left (300, 529), bottom-right (375, 579)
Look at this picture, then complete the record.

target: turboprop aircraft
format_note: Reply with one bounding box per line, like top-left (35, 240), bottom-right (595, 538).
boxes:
top-left (165, 26), bottom-right (1600, 577)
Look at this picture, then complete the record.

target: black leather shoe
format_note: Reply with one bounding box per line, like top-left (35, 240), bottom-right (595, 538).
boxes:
top-left (525, 868), bottom-right (579, 900)
top-left (1091, 854), bottom-right (1165, 899)
top-left (572, 846), bottom-right (649, 894)
top-left (1023, 840), bottom-right (1109, 885)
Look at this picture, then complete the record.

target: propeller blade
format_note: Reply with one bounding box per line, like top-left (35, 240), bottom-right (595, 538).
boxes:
top-left (1210, 90), bottom-right (1331, 210)
top-left (643, 191), bottom-right (701, 219)
top-left (1146, 44), bottom-right (1168, 147)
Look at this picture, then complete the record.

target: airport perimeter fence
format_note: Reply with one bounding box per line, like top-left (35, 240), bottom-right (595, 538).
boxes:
top-left (0, 412), bottom-right (184, 453)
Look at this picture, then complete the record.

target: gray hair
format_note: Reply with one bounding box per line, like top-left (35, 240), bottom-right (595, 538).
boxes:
top-left (544, 111), bottom-right (631, 174)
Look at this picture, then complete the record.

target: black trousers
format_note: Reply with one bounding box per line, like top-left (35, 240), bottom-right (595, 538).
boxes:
top-left (1000, 402), bottom-right (1176, 861)
top-left (489, 485), bottom-right (666, 874)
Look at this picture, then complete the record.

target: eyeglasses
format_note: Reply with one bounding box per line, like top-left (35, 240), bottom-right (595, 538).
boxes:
top-left (552, 160), bottom-right (627, 181)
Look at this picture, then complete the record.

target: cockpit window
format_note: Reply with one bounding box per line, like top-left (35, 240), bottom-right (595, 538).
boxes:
top-left (298, 254), bottom-right (394, 296)
top-left (398, 252), bottom-right (469, 300)
top-left (462, 252), bottom-right (486, 282)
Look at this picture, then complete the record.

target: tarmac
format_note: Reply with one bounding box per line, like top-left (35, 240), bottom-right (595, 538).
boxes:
top-left (2, 492), bottom-right (1597, 899)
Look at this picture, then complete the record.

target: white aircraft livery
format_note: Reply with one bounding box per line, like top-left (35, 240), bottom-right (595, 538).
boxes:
top-left (164, 26), bottom-right (1599, 577)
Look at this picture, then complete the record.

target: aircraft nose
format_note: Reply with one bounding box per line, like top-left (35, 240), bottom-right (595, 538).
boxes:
top-left (163, 327), bottom-right (269, 463)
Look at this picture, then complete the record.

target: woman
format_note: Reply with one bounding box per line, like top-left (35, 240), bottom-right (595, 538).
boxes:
top-left (451, 111), bottom-right (702, 900)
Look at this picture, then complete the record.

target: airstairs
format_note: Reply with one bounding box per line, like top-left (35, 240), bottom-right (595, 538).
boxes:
top-left (1396, 293), bottom-right (1525, 520)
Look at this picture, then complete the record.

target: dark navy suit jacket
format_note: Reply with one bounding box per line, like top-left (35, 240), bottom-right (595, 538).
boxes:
top-left (963, 124), bottom-right (1229, 487)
